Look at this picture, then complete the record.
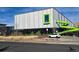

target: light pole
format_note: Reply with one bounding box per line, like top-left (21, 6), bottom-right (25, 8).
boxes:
top-left (46, 28), bottom-right (48, 34)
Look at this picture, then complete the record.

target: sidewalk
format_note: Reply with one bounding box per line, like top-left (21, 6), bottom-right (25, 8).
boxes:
top-left (0, 36), bottom-right (79, 45)
top-left (18, 36), bottom-right (79, 45)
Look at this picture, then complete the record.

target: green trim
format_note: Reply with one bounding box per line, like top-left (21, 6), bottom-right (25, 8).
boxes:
top-left (43, 22), bottom-right (50, 25)
top-left (56, 20), bottom-right (79, 35)
top-left (42, 14), bottom-right (51, 25)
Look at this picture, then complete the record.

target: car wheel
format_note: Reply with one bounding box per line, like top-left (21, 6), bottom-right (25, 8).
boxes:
top-left (56, 36), bottom-right (60, 38)
top-left (49, 36), bottom-right (51, 38)
top-left (56, 36), bottom-right (58, 38)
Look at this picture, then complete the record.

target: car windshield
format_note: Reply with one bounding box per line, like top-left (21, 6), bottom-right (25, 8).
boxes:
top-left (53, 33), bottom-right (57, 35)
top-left (53, 33), bottom-right (59, 35)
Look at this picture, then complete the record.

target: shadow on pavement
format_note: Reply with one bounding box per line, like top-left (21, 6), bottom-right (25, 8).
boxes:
top-left (0, 46), bottom-right (9, 52)
top-left (68, 46), bottom-right (76, 52)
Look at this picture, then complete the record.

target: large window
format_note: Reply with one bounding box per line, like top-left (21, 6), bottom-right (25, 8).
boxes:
top-left (43, 14), bottom-right (50, 25)
top-left (44, 14), bottom-right (49, 22)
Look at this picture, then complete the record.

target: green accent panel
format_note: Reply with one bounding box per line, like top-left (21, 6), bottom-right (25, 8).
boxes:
top-left (60, 26), bottom-right (75, 29)
top-left (42, 14), bottom-right (51, 25)
top-left (59, 28), bottom-right (79, 34)
top-left (43, 22), bottom-right (50, 25)
top-left (56, 20), bottom-right (69, 25)
top-left (56, 20), bottom-right (79, 35)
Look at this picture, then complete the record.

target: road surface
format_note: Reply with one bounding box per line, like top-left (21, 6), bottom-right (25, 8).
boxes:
top-left (0, 42), bottom-right (79, 52)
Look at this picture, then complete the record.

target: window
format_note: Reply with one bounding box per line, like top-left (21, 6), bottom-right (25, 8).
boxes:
top-left (44, 14), bottom-right (49, 22)
top-left (43, 14), bottom-right (50, 25)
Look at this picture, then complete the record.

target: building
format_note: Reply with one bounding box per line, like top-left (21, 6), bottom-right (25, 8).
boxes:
top-left (73, 22), bottom-right (79, 37)
top-left (74, 22), bottom-right (79, 27)
top-left (6, 26), bottom-right (14, 36)
top-left (0, 24), bottom-right (14, 36)
top-left (14, 8), bottom-right (74, 35)
top-left (0, 24), bottom-right (7, 36)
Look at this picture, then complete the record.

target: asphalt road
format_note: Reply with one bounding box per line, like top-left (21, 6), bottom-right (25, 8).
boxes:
top-left (0, 42), bottom-right (79, 52)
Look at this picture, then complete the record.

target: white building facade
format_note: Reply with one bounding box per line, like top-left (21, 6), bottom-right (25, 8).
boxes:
top-left (14, 8), bottom-right (74, 30)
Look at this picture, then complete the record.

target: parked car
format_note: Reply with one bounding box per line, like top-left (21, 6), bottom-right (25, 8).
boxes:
top-left (48, 34), bottom-right (61, 38)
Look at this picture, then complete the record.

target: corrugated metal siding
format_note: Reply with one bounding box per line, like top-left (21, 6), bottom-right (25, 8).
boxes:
top-left (14, 16), bottom-right (16, 29)
top-left (14, 8), bottom-right (54, 29)
top-left (58, 14), bottom-right (62, 20)
top-left (61, 15), bottom-right (65, 21)
top-left (34, 11), bottom-right (39, 28)
top-left (58, 13), bottom-right (62, 26)
top-left (29, 12), bottom-right (34, 29)
top-left (38, 10), bottom-right (43, 28)
top-left (64, 17), bottom-right (74, 27)
top-left (14, 8), bottom-right (74, 30)
top-left (53, 9), bottom-right (59, 28)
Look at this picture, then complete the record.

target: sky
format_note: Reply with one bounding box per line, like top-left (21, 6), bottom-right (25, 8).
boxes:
top-left (0, 7), bottom-right (79, 26)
